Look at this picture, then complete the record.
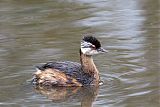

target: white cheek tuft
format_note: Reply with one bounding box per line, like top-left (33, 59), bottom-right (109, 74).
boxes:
top-left (81, 47), bottom-right (99, 55)
top-left (81, 48), bottom-right (91, 55)
top-left (81, 41), bottom-right (99, 55)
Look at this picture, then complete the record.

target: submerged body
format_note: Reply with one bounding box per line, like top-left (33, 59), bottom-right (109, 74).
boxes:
top-left (32, 36), bottom-right (107, 86)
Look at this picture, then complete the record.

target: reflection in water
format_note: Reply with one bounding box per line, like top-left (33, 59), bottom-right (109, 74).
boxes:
top-left (34, 86), bottom-right (99, 107)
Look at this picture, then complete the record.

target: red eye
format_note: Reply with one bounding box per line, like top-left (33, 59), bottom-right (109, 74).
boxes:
top-left (91, 45), bottom-right (96, 49)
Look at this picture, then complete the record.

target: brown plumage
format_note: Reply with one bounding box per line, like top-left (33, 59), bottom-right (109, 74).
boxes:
top-left (34, 68), bottom-right (82, 86)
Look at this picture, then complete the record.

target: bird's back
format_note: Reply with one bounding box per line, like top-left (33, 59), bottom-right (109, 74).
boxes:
top-left (33, 61), bottom-right (94, 86)
top-left (37, 61), bottom-right (82, 77)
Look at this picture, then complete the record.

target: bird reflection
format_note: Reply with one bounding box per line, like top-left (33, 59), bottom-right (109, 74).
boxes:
top-left (34, 86), bottom-right (99, 107)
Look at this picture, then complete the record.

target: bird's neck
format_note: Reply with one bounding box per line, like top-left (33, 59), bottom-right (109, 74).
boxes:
top-left (80, 49), bottom-right (100, 85)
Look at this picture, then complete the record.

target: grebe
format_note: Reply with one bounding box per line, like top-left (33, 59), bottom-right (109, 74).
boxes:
top-left (32, 36), bottom-right (107, 86)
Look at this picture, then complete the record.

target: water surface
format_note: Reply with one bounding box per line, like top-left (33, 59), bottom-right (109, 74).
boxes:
top-left (0, 0), bottom-right (159, 107)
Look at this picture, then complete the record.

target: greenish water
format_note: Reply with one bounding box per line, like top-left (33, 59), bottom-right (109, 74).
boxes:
top-left (0, 0), bottom-right (159, 107)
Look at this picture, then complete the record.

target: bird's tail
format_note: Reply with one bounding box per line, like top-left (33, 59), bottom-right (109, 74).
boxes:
top-left (34, 66), bottom-right (42, 75)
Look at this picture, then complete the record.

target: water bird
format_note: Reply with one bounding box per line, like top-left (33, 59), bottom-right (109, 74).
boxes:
top-left (32, 35), bottom-right (107, 86)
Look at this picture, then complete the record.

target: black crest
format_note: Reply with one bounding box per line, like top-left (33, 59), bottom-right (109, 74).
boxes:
top-left (82, 36), bottom-right (101, 49)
